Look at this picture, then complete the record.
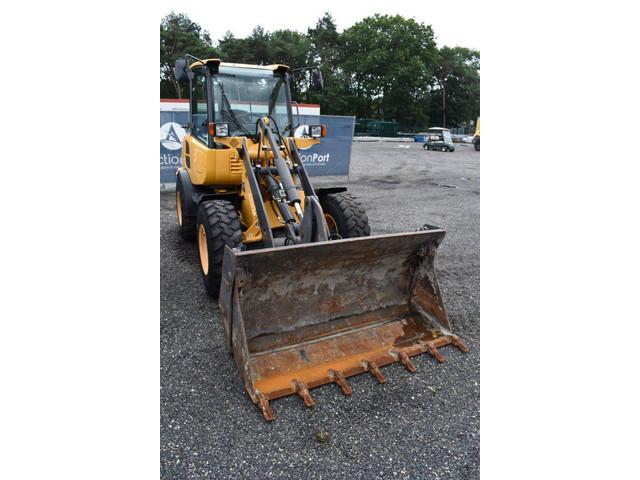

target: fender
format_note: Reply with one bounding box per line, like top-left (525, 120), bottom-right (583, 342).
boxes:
top-left (176, 168), bottom-right (198, 218)
top-left (315, 186), bottom-right (347, 197)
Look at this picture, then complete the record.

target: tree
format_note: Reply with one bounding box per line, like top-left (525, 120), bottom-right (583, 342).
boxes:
top-left (268, 30), bottom-right (311, 99)
top-left (217, 31), bottom-right (251, 63)
top-left (431, 46), bottom-right (480, 127)
top-left (160, 12), bottom-right (216, 98)
top-left (308, 12), bottom-right (339, 66)
top-left (339, 14), bottom-right (438, 129)
top-left (305, 12), bottom-right (348, 114)
top-left (159, 11), bottom-right (480, 129)
top-left (247, 27), bottom-right (271, 64)
top-left (218, 26), bottom-right (271, 65)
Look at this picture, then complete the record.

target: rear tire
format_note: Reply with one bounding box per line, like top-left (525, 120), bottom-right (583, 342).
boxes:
top-left (196, 200), bottom-right (243, 298)
top-left (320, 192), bottom-right (371, 239)
top-left (176, 177), bottom-right (196, 240)
top-left (474, 139), bottom-right (480, 151)
top-left (441, 146), bottom-right (447, 152)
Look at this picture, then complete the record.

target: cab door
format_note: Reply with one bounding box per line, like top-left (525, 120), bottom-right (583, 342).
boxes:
top-left (186, 67), bottom-right (211, 183)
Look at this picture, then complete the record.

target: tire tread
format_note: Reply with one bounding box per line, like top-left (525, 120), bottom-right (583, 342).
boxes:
top-left (321, 192), bottom-right (371, 238)
top-left (197, 200), bottom-right (242, 298)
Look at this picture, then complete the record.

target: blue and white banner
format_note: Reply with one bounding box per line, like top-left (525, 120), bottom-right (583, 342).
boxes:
top-left (160, 105), bottom-right (354, 183)
top-left (160, 109), bottom-right (189, 184)
top-left (295, 115), bottom-right (355, 177)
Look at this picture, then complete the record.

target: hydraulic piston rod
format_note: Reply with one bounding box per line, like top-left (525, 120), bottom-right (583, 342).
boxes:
top-left (259, 118), bottom-right (300, 205)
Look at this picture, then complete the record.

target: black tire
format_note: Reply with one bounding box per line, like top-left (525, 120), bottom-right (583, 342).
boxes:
top-left (320, 192), bottom-right (371, 239)
top-left (196, 200), bottom-right (243, 298)
top-left (441, 146), bottom-right (447, 152)
top-left (176, 177), bottom-right (196, 240)
top-left (423, 144), bottom-right (429, 150)
top-left (474, 139), bottom-right (480, 151)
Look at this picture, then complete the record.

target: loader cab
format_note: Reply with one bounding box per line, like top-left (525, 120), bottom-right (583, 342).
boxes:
top-left (181, 59), bottom-right (295, 148)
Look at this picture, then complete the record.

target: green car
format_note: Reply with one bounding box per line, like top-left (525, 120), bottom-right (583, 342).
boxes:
top-left (423, 128), bottom-right (455, 152)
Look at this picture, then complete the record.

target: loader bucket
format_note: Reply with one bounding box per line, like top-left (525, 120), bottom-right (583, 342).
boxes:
top-left (218, 228), bottom-right (468, 421)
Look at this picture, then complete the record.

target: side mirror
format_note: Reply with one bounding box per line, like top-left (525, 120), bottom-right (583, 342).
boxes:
top-left (311, 68), bottom-right (324, 92)
top-left (175, 59), bottom-right (189, 82)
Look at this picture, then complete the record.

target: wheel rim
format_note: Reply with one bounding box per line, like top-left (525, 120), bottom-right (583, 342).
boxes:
top-left (198, 224), bottom-right (209, 274)
top-left (325, 213), bottom-right (339, 237)
top-left (442, 147), bottom-right (446, 152)
top-left (176, 191), bottom-right (183, 226)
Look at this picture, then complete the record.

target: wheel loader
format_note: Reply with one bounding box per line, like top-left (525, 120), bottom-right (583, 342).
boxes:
top-left (473, 117), bottom-right (480, 151)
top-left (173, 56), bottom-right (468, 421)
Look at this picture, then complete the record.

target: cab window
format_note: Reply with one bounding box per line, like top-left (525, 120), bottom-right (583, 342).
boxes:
top-left (191, 69), bottom-right (208, 144)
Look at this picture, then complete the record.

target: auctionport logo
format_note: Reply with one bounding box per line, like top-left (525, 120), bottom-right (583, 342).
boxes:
top-left (299, 152), bottom-right (330, 165)
top-left (160, 122), bottom-right (186, 151)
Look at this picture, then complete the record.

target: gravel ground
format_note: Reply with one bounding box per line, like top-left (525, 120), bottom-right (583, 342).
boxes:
top-left (160, 141), bottom-right (480, 479)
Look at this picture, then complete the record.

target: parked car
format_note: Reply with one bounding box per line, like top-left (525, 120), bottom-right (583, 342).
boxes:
top-left (423, 128), bottom-right (455, 152)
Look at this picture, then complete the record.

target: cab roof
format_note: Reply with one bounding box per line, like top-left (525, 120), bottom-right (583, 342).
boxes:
top-left (188, 58), bottom-right (290, 73)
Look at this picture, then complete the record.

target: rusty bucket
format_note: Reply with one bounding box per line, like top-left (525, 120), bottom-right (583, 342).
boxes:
top-left (218, 228), bottom-right (468, 421)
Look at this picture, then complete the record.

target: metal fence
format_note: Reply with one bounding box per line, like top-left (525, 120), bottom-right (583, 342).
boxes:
top-left (449, 126), bottom-right (475, 136)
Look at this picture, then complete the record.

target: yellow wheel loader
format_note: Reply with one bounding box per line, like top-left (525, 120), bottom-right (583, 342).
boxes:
top-left (173, 56), bottom-right (468, 421)
top-left (473, 117), bottom-right (480, 151)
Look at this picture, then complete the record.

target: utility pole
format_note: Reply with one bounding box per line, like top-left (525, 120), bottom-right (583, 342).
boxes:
top-left (441, 79), bottom-right (446, 127)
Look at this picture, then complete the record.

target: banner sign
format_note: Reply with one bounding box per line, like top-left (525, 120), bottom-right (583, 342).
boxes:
top-left (295, 115), bottom-right (355, 177)
top-left (160, 106), bottom-right (354, 183)
top-left (160, 109), bottom-right (189, 184)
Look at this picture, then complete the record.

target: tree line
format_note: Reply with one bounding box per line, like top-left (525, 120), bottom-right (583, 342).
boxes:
top-left (160, 12), bottom-right (480, 131)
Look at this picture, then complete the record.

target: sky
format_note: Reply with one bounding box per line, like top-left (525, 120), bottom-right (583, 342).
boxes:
top-left (158, 0), bottom-right (481, 51)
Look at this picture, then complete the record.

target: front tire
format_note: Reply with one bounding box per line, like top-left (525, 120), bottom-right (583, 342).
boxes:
top-left (320, 192), bottom-right (371, 239)
top-left (196, 200), bottom-right (243, 298)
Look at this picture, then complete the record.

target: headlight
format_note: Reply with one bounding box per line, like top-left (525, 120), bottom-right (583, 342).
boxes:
top-left (309, 124), bottom-right (326, 138)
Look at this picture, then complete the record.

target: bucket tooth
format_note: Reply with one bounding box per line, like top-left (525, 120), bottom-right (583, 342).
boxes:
top-left (293, 380), bottom-right (315, 408)
top-left (364, 360), bottom-right (387, 384)
top-left (329, 370), bottom-right (352, 395)
top-left (397, 352), bottom-right (417, 372)
top-left (256, 391), bottom-right (275, 421)
top-left (424, 344), bottom-right (445, 363)
top-left (449, 335), bottom-right (469, 353)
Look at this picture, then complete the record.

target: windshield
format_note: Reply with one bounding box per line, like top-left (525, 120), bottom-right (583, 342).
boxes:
top-left (212, 68), bottom-right (292, 138)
